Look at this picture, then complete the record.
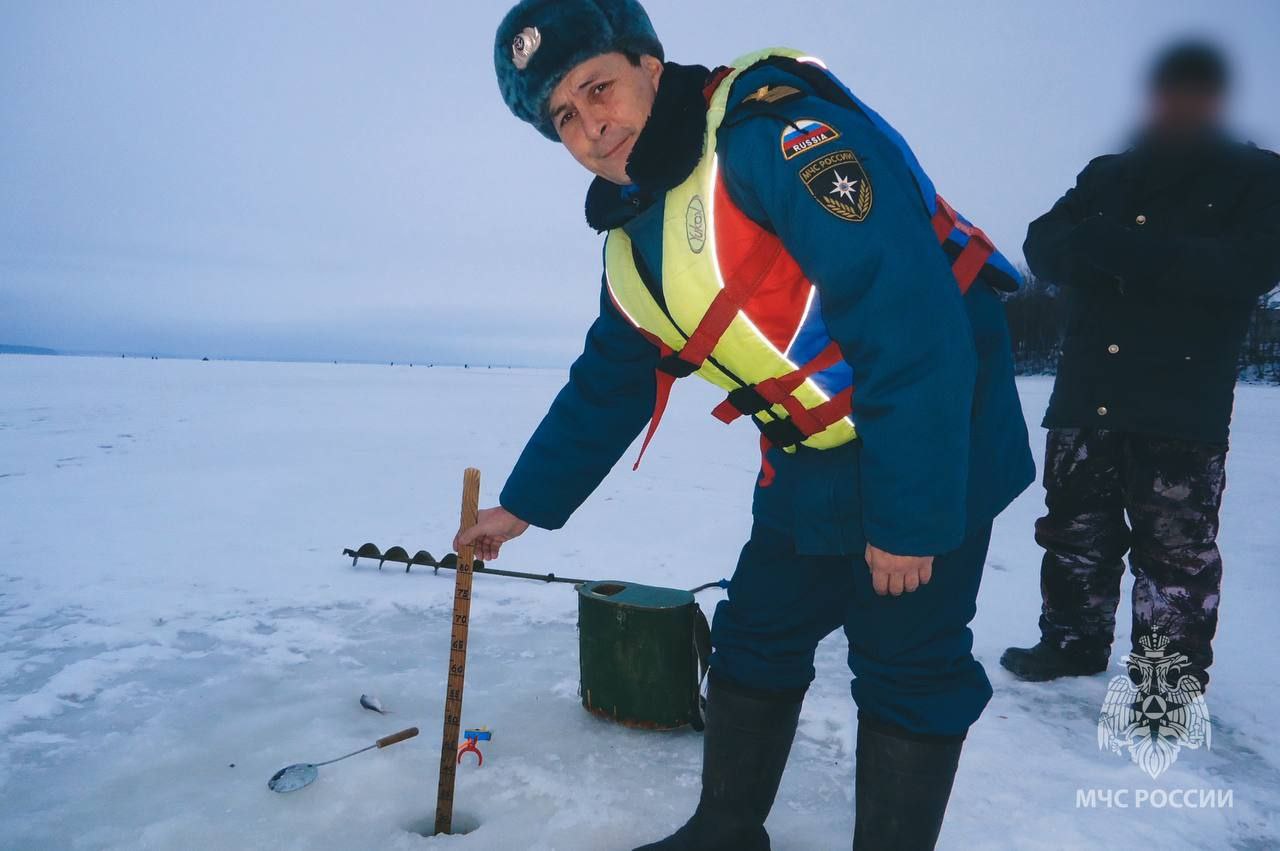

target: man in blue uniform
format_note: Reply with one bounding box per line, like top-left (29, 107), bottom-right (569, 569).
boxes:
top-left (456, 2), bottom-right (1035, 848)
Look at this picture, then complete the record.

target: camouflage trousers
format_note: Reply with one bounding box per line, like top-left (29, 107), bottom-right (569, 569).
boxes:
top-left (1036, 428), bottom-right (1226, 681)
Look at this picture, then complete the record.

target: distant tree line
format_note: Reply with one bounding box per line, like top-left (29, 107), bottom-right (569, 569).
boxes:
top-left (1002, 270), bottom-right (1280, 383)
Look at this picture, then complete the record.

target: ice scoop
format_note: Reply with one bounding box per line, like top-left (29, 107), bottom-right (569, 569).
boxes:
top-left (268, 727), bottom-right (419, 793)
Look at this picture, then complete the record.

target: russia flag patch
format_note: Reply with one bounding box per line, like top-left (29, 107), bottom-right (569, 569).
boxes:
top-left (781, 119), bottom-right (841, 160)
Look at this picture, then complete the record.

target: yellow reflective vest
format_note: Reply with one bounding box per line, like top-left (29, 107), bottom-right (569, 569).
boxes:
top-left (604, 48), bottom-right (998, 467)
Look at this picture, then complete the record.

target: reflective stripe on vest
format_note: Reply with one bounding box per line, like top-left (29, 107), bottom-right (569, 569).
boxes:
top-left (604, 48), bottom-right (1003, 472)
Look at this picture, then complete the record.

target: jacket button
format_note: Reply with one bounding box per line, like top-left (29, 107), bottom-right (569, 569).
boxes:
top-left (1097, 406), bottom-right (1109, 416)
top-left (1107, 344), bottom-right (1120, 354)
top-left (1135, 214), bottom-right (1147, 225)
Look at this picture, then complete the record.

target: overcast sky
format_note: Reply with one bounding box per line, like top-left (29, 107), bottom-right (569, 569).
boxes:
top-left (3, 0), bottom-right (1278, 365)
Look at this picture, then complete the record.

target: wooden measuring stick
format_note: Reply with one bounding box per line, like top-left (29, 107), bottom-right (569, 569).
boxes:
top-left (434, 467), bottom-right (480, 836)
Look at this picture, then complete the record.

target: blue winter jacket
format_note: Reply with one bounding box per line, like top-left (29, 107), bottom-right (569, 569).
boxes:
top-left (499, 59), bottom-right (1034, 557)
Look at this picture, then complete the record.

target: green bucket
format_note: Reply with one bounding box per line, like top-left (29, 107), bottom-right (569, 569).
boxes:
top-left (577, 580), bottom-right (710, 731)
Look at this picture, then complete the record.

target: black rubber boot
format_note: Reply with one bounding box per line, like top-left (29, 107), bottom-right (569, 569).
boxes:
top-left (633, 674), bottom-right (803, 851)
top-left (999, 639), bottom-right (1109, 682)
top-left (852, 714), bottom-right (965, 851)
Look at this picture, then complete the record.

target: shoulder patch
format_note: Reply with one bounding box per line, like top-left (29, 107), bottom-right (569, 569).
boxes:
top-left (799, 149), bottom-right (873, 222)
top-left (781, 119), bottom-right (840, 160)
top-left (742, 84), bottom-right (803, 105)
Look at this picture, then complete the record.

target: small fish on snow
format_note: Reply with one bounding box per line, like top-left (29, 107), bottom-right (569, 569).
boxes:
top-left (360, 694), bottom-right (388, 714)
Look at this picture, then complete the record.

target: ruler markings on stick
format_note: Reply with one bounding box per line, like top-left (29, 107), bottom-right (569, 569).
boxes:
top-left (434, 467), bottom-right (480, 836)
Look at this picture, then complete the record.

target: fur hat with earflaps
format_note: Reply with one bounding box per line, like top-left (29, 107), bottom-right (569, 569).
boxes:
top-left (495, 0), bottom-right (664, 141)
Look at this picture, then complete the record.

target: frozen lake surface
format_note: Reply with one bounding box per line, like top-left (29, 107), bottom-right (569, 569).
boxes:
top-left (2, 355), bottom-right (1278, 849)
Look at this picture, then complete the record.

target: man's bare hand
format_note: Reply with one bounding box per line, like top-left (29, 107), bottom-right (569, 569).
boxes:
top-left (865, 544), bottom-right (934, 596)
top-left (454, 506), bottom-right (529, 562)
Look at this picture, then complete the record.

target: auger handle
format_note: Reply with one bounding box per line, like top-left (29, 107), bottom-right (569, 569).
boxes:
top-left (377, 727), bottom-right (420, 748)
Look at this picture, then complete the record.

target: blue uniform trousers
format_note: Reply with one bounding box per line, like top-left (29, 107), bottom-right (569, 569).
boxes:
top-left (709, 519), bottom-right (994, 737)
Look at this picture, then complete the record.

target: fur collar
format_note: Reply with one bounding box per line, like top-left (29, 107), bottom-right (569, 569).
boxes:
top-left (584, 62), bottom-right (712, 232)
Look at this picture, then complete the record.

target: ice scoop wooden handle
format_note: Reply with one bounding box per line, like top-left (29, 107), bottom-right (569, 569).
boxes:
top-left (377, 727), bottom-right (419, 748)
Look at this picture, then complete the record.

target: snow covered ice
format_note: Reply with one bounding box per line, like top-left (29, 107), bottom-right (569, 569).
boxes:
top-left (1, 354), bottom-right (1278, 849)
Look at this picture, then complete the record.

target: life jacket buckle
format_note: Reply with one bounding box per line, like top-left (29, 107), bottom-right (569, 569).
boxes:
top-left (724, 384), bottom-right (773, 416)
top-left (656, 352), bottom-right (701, 378)
top-left (759, 418), bottom-right (808, 450)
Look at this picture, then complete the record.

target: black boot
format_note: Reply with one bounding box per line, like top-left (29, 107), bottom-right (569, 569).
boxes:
top-left (852, 714), bottom-right (965, 851)
top-left (999, 639), bottom-right (1109, 682)
top-left (633, 674), bottom-right (802, 851)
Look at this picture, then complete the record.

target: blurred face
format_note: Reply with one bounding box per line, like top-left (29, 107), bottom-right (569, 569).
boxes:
top-left (1147, 87), bottom-right (1225, 139)
top-left (548, 52), bottom-right (664, 185)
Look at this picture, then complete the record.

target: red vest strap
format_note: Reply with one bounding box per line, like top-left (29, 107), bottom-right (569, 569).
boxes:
top-left (756, 386), bottom-right (854, 486)
top-left (666, 235), bottom-right (784, 374)
top-left (711, 341), bottom-right (844, 424)
top-left (757, 434), bottom-right (777, 488)
top-left (951, 228), bottom-right (995, 292)
top-left (932, 196), bottom-right (959, 243)
top-left (779, 386), bottom-right (853, 437)
top-left (931, 195), bottom-right (994, 293)
top-left (632, 342), bottom-right (676, 471)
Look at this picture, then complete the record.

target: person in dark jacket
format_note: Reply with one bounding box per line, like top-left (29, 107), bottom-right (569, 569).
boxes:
top-left (457, 2), bottom-right (1035, 848)
top-left (1003, 41), bottom-right (1280, 687)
